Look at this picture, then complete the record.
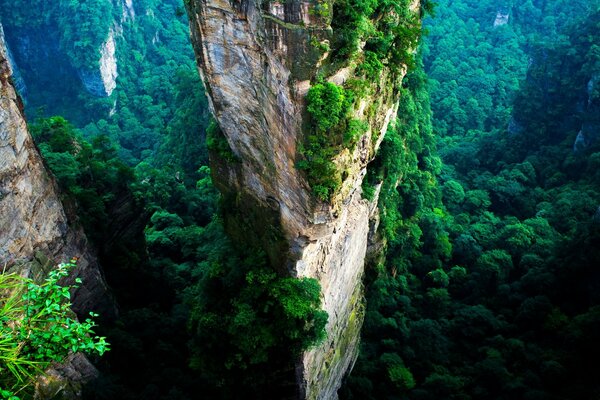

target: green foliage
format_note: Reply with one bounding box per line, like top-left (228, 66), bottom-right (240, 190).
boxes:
top-left (344, 3), bottom-right (600, 400)
top-left (1, 0), bottom-right (208, 167)
top-left (0, 0), bottom-right (113, 69)
top-left (299, 81), bottom-right (359, 201)
top-left (31, 117), bottom-right (137, 245)
top-left (205, 119), bottom-right (237, 162)
top-left (344, 119), bottom-right (369, 146)
top-left (442, 180), bottom-right (465, 206)
top-left (58, 0), bottom-right (114, 69)
top-left (306, 82), bottom-right (350, 132)
top-left (187, 243), bottom-right (328, 397)
top-left (330, 0), bottom-right (422, 72)
top-left (376, 62), bottom-right (439, 252)
top-left (356, 51), bottom-right (384, 80)
top-left (341, 58), bottom-right (443, 399)
top-left (0, 260), bottom-right (108, 398)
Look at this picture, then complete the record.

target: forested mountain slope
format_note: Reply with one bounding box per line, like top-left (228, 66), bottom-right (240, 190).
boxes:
top-left (1, 1), bottom-right (216, 398)
top-left (342, 1), bottom-right (600, 399)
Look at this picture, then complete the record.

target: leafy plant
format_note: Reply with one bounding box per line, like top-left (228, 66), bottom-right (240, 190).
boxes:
top-left (205, 119), bottom-right (238, 163)
top-left (329, 0), bottom-right (422, 72)
top-left (306, 82), bottom-right (351, 132)
top-left (0, 260), bottom-right (109, 399)
top-left (299, 82), bottom-right (367, 201)
top-left (187, 244), bottom-right (328, 397)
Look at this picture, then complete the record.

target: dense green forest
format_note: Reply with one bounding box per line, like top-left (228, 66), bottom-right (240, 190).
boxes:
top-left (342, 0), bottom-right (600, 399)
top-left (2, 0), bottom-right (600, 398)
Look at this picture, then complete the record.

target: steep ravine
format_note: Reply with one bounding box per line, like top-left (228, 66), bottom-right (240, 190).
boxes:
top-left (0, 24), bottom-right (113, 398)
top-left (185, 0), bottom-right (420, 398)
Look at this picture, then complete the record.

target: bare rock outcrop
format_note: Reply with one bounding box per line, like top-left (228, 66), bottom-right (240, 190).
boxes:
top-left (186, 0), bottom-right (420, 398)
top-left (78, 29), bottom-right (118, 97)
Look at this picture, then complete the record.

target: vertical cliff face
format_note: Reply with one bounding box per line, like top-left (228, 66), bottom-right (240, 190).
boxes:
top-left (1, 18), bottom-right (113, 330)
top-left (186, 0), bottom-right (420, 398)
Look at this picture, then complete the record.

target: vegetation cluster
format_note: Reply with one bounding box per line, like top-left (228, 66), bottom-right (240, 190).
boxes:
top-left (329, 0), bottom-right (432, 70)
top-left (298, 0), bottom-right (435, 202)
top-left (0, 261), bottom-right (108, 400)
top-left (299, 81), bottom-right (367, 201)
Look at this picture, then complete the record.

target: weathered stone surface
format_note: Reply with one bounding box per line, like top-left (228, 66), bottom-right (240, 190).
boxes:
top-left (494, 9), bottom-right (510, 27)
top-left (34, 354), bottom-right (99, 400)
top-left (1, 24), bottom-right (112, 398)
top-left (121, 0), bottom-right (136, 21)
top-left (2, 35), bottom-right (27, 99)
top-left (78, 29), bottom-right (118, 97)
top-left (186, 0), bottom-right (418, 398)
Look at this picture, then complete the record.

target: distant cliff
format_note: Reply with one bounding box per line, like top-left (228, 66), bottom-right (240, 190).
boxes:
top-left (0, 24), bottom-right (112, 398)
top-left (185, 0), bottom-right (421, 397)
top-left (0, 0), bottom-right (130, 98)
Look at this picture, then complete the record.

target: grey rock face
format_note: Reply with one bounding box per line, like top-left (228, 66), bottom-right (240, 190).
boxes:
top-left (78, 30), bottom-right (118, 97)
top-left (120, 0), bottom-right (135, 21)
top-left (1, 28), bottom-right (27, 98)
top-left (34, 354), bottom-right (100, 400)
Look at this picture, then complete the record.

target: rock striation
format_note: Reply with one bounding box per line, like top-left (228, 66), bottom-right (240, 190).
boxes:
top-left (186, 0), bottom-right (420, 398)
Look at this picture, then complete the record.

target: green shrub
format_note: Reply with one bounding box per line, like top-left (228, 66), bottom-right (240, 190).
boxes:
top-left (0, 260), bottom-right (109, 399)
top-left (306, 82), bottom-right (351, 132)
top-left (31, 117), bottom-right (136, 246)
top-left (330, 0), bottom-right (421, 71)
top-left (344, 119), bottom-right (369, 146)
top-left (205, 119), bottom-right (238, 163)
top-left (187, 245), bottom-right (328, 392)
top-left (299, 82), bottom-right (368, 201)
top-left (356, 51), bottom-right (384, 80)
